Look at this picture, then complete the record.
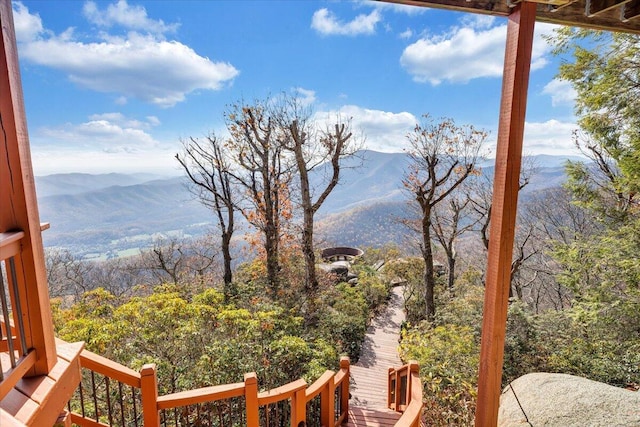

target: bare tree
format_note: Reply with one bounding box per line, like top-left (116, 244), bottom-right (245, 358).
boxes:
top-left (176, 134), bottom-right (236, 298)
top-left (225, 98), bottom-right (294, 295)
top-left (45, 248), bottom-right (91, 301)
top-left (431, 189), bottom-right (478, 293)
top-left (276, 96), bottom-right (362, 293)
top-left (402, 116), bottom-right (486, 322)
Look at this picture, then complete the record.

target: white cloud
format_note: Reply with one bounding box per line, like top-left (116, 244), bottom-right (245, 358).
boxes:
top-left (523, 119), bottom-right (579, 156)
top-left (361, 0), bottom-right (427, 15)
top-left (83, 0), bottom-right (179, 35)
top-left (30, 112), bottom-right (181, 175)
top-left (32, 146), bottom-right (179, 176)
top-left (293, 87), bottom-right (317, 107)
top-left (399, 28), bottom-right (413, 39)
top-left (542, 78), bottom-right (577, 107)
top-left (311, 8), bottom-right (381, 36)
top-left (400, 19), bottom-right (557, 85)
top-left (316, 105), bottom-right (417, 152)
top-left (11, 2), bottom-right (45, 42)
top-left (35, 114), bottom-right (161, 151)
top-left (13, 2), bottom-right (238, 107)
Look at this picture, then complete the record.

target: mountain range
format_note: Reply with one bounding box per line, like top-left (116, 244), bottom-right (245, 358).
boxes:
top-left (35, 151), bottom-right (579, 259)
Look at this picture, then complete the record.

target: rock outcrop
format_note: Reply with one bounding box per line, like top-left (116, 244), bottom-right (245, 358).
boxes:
top-left (498, 372), bottom-right (640, 426)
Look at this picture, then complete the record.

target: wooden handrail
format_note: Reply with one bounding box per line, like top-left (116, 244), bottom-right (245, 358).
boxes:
top-left (157, 381), bottom-right (245, 410)
top-left (79, 350), bottom-right (141, 388)
top-left (0, 231), bottom-right (24, 260)
top-left (0, 350), bottom-right (36, 400)
top-left (257, 378), bottom-right (306, 405)
top-left (394, 365), bottom-right (423, 427)
top-left (71, 351), bottom-right (353, 427)
top-left (305, 370), bottom-right (334, 400)
top-left (388, 361), bottom-right (423, 427)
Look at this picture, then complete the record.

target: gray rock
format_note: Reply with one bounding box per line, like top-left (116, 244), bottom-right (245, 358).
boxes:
top-left (498, 373), bottom-right (640, 427)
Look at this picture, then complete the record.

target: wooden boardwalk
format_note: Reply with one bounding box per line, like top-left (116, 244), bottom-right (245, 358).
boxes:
top-left (345, 286), bottom-right (406, 426)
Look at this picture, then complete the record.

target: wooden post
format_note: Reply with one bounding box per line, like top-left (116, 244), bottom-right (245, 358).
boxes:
top-left (407, 361), bottom-right (419, 406)
top-left (244, 372), bottom-right (259, 427)
top-left (291, 386), bottom-right (307, 427)
top-left (320, 372), bottom-right (335, 427)
top-left (0, 0), bottom-right (57, 375)
top-left (339, 357), bottom-right (350, 418)
top-left (140, 364), bottom-right (159, 427)
top-left (475, 2), bottom-right (536, 426)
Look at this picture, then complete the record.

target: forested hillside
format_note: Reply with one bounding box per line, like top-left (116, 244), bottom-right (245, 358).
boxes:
top-left (48, 29), bottom-right (639, 427)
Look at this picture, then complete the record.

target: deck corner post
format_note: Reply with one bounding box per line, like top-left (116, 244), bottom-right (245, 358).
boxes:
top-left (244, 372), bottom-right (259, 427)
top-left (0, 0), bottom-right (57, 376)
top-left (140, 363), bottom-right (159, 427)
top-left (475, 2), bottom-right (537, 426)
top-left (339, 357), bottom-right (350, 416)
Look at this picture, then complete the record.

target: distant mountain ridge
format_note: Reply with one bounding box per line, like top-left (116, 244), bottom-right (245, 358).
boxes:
top-left (35, 151), bottom-right (577, 258)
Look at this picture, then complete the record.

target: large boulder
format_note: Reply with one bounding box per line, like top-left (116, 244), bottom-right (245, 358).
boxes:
top-left (498, 373), bottom-right (640, 427)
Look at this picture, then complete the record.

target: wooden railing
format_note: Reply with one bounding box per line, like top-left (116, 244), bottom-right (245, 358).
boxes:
top-left (0, 231), bottom-right (37, 401)
top-left (69, 351), bottom-right (351, 427)
top-left (388, 361), bottom-right (423, 427)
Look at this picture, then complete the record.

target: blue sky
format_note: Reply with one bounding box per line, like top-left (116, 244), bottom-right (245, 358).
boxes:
top-left (12, 0), bottom-right (579, 176)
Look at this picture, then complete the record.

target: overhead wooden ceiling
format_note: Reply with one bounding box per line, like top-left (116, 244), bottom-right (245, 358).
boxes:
top-left (381, 0), bottom-right (640, 34)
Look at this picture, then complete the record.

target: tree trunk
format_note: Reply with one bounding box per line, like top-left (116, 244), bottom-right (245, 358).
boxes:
top-left (265, 222), bottom-right (279, 295)
top-left (447, 256), bottom-right (456, 293)
top-left (421, 206), bottom-right (436, 322)
top-left (221, 231), bottom-right (234, 299)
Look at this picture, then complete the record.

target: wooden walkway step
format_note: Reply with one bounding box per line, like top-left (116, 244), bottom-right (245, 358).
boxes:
top-left (349, 286), bottom-right (405, 409)
top-left (344, 406), bottom-right (402, 426)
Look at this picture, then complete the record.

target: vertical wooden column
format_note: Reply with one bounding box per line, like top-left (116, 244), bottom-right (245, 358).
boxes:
top-left (244, 372), bottom-right (259, 427)
top-left (140, 364), bottom-right (159, 427)
top-left (319, 371), bottom-right (335, 427)
top-left (339, 357), bottom-right (350, 417)
top-left (0, 0), bottom-right (56, 374)
top-left (475, 2), bottom-right (536, 426)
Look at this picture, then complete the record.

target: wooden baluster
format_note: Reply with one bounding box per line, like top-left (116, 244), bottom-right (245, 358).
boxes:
top-left (388, 368), bottom-right (393, 410)
top-left (244, 372), bottom-right (259, 427)
top-left (140, 364), bottom-right (159, 427)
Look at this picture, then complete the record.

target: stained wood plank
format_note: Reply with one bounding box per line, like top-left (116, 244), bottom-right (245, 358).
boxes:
top-left (586, 0), bottom-right (631, 16)
top-left (623, 0), bottom-right (640, 20)
top-left (475, 3), bottom-right (536, 427)
top-left (344, 407), bottom-right (401, 427)
top-left (0, 342), bottom-right (82, 426)
top-left (349, 286), bottom-right (405, 410)
top-left (381, 0), bottom-right (640, 33)
top-left (0, 388), bottom-right (38, 422)
top-left (1, 407), bottom-right (27, 427)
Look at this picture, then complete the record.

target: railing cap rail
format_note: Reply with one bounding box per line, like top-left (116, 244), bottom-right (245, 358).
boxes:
top-left (157, 382), bottom-right (246, 410)
top-left (79, 350), bottom-right (141, 388)
top-left (305, 370), bottom-right (335, 399)
top-left (0, 230), bottom-right (24, 259)
top-left (257, 378), bottom-right (306, 405)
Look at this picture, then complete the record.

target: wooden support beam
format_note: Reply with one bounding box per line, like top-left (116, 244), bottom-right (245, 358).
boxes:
top-left (586, 0), bottom-right (631, 16)
top-left (475, 2), bottom-right (536, 427)
top-left (0, 0), bottom-right (57, 375)
top-left (622, 0), bottom-right (640, 20)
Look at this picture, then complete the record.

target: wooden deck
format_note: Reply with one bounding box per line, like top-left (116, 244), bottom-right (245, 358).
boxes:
top-left (0, 341), bottom-right (83, 426)
top-left (344, 406), bottom-right (402, 426)
top-left (349, 285), bottom-right (406, 410)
